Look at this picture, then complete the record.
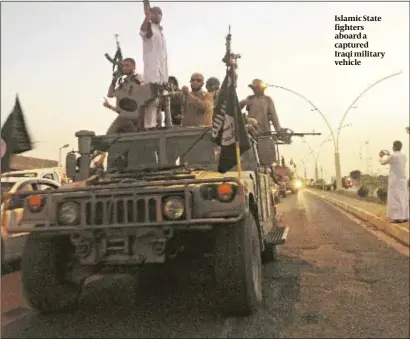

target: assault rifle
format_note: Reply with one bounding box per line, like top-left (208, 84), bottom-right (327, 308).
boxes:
top-left (222, 25), bottom-right (241, 70)
top-left (104, 34), bottom-right (123, 77)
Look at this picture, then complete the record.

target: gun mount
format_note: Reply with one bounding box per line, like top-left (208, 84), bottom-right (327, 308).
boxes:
top-left (257, 129), bottom-right (321, 145)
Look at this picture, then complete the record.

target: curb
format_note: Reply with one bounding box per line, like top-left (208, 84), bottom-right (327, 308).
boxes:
top-left (306, 189), bottom-right (410, 247)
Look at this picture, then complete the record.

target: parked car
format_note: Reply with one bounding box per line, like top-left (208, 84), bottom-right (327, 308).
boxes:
top-left (1, 167), bottom-right (68, 185)
top-left (1, 177), bottom-right (61, 267)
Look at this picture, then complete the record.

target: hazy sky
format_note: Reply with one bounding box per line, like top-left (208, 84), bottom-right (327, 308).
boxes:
top-left (1, 1), bottom-right (409, 179)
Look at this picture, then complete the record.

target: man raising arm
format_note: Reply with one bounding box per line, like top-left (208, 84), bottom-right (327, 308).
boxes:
top-left (139, 5), bottom-right (168, 130)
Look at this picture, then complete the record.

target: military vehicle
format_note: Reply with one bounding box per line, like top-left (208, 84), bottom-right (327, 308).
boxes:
top-left (7, 28), bottom-right (319, 317)
top-left (7, 124), bottom-right (292, 316)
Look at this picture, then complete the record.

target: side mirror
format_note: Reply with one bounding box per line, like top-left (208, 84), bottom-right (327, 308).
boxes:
top-left (66, 151), bottom-right (77, 181)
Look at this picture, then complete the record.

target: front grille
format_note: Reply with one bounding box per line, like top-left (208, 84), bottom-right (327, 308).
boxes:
top-left (85, 196), bottom-right (161, 225)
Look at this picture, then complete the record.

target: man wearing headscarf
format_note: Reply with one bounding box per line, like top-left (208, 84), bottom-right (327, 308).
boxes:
top-left (239, 79), bottom-right (281, 134)
top-left (239, 79), bottom-right (283, 165)
top-left (181, 73), bottom-right (214, 127)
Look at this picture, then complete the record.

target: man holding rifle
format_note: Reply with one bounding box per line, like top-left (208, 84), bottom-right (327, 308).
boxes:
top-left (140, 1), bottom-right (168, 130)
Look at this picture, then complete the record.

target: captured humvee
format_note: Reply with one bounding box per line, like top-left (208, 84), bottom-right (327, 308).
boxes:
top-left (7, 125), bottom-right (289, 316)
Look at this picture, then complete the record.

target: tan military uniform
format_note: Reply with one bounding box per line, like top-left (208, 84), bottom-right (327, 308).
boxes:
top-left (247, 95), bottom-right (278, 165)
top-left (247, 95), bottom-right (276, 133)
top-left (182, 91), bottom-right (214, 127)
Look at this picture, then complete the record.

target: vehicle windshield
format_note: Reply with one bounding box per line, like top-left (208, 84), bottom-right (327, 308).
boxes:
top-left (101, 129), bottom-right (219, 172)
top-left (2, 172), bottom-right (38, 178)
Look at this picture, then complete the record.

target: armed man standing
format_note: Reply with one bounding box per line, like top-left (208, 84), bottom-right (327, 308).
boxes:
top-left (181, 73), bottom-right (214, 127)
top-left (239, 79), bottom-right (281, 133)
top-left (240, 79), bottom-right (283, 165)
top-left (140, 2), bottom-right (168, 131)
top-left (104, 57), bottom-right (144, 134)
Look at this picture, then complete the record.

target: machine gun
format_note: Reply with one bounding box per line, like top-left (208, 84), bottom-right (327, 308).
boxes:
top-left (257, 129), bottom-right (321, 145)
top-left (104, 34), bottom-right (123, 80)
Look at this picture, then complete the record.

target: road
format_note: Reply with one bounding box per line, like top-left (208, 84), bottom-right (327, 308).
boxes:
top-left (2, 191), bottom-right (409, 338)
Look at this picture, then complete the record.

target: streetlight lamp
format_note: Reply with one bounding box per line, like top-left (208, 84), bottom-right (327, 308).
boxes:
top-left (266, 71), bottom-right (402, 190)
top-left (58, 144), bottom-right (69, 167)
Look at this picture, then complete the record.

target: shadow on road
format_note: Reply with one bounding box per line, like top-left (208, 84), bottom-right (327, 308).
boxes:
top-left (3, 259), bottom-right (225, 338)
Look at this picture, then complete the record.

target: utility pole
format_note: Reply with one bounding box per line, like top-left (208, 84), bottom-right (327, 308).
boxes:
top-left (365, 140), bottom-right (372, 175)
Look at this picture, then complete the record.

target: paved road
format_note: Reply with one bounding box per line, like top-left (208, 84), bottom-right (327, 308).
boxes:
top-left (2, 191), bottom-right (409, 338)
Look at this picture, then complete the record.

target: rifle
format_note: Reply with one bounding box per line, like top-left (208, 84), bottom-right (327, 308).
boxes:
top-left (104, 34), bottom-right (123, 78)
top-left (222, 26), bottom-right (241, 72)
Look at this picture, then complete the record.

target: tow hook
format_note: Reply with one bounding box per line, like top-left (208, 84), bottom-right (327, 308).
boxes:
top-left (151, 239), bottom-right (166, 256)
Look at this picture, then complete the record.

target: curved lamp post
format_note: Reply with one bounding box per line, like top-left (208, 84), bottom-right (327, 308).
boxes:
top-left (267, 71), bottom-right (402, 190)
top-left (302, 123), bottom-right (352, 181)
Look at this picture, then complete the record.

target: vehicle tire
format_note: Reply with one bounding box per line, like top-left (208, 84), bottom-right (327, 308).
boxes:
top-left (280, 191), bottom-right (287, 198)
top-left (213, 213), bottom-right (263, 316)
top-left (21, 234), bottom-right (82, 314)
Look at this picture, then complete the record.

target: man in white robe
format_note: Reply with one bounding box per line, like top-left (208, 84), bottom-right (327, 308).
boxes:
top-left (380, 140), bottom-right (409, 223)
top-left (140, 5), bottom-right (168, 130)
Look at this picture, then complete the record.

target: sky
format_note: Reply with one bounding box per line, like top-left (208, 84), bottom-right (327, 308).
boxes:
top-left (1, 1), bottom-right (409, 180)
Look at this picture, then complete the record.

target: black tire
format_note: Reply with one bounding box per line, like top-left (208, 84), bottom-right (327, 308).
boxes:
top-left (21, 234), bottom-right (82, 314)
top-left (213, 213), bottom-right (263, 316)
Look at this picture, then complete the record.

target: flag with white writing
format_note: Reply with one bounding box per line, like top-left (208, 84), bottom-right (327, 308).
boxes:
top-left (211, 73), bottom-right (251, 173)
top-left (1, 96), bottom-right (33, 173)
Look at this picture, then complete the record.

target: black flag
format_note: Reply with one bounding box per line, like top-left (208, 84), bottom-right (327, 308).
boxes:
top-left (211, 73), bottom-right (251, 173)
top-left (1, 96), bottom-right (33, 173)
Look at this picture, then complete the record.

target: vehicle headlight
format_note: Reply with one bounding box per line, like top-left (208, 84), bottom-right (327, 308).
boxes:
top-left (294, 180), bottom-right (302, 188)
top-left (163, 196), bottom-right (185, 220)
top-left (58, 202), bottom-right (80, 225)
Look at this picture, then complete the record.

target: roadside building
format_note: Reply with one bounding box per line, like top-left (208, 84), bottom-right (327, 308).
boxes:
top-left (8, 155), bottom-right (58, 171)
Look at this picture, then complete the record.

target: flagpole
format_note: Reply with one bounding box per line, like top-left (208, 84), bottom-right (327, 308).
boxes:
top-left (232, 73), bottom-right (242, 181)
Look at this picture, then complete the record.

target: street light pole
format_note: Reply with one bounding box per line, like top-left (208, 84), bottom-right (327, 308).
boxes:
top-left (267, 71), bottom-right (402, 191)
top-left (333, 71), bottom-right (402, 190)
top-left (58, 144), bottom-right (69, 167)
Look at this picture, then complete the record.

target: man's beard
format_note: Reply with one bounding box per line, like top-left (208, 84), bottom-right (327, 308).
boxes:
top-left (191, 86), bottom-right (202, 92)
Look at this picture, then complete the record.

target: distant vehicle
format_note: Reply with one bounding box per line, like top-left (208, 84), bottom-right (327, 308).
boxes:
top-left (1, 177), bottom-right (61, 267)
top-left (289, 178), bottom-right (303, 193)
top-left (274, 167), bottom-right (289, 198)
top-left (1, 167), bottom-right (67, 185)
